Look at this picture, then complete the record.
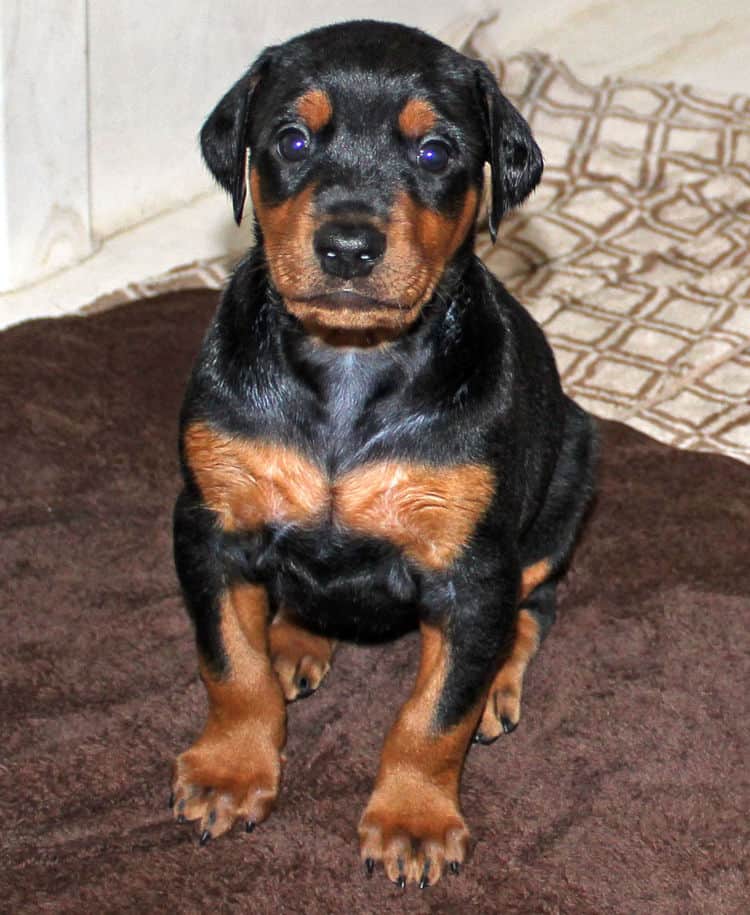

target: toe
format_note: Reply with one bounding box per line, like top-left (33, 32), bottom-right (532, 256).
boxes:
top-left (501, 715), bottom-right (518, 734)
top-left (475, 695), bottom-right (502, 744)
top-left (473, 727), bottom-right (499, 745)
top-left (445, 825), bottom-right (469, 868)
top-left (382, 836), bottom-right (411, 885)
top-left (197, 793), bottom-right (238, 840)
top-left (293, 654), bottom-right (330, 700)
top-left (476, 687), bottom-right (521, 744)
top-left (181, 791), bottom-right (211, 823)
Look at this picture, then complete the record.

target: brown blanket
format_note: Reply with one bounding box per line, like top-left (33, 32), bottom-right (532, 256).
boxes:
top-left (2, 290), bottom-right (748, 913)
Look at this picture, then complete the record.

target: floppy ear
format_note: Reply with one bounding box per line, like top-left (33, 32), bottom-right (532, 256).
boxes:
top-left (475, 63), bottom-right (543, 242)
top-left (200, 48), bottom-right (276, 225)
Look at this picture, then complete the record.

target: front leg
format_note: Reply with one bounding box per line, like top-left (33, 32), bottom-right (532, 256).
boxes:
top-left (171, 491), bottom-right (286, 843)
top-left (359, 568), bottom-right (515, 887)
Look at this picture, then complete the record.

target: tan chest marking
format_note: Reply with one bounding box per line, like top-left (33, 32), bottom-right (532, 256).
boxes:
top-left (184, 423), bottom-right (329, 531)
top-left (185, 424), bottom-right (495, 570)
top-left (334, 461), bottom-right (495, 570)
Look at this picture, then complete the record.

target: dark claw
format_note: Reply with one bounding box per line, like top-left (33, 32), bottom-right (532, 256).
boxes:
top-left (473, 730), bottom-right (497, 746)
top-left (396, 857), bottom-right (406, 889)
top-left (168, 792), bottom-right (175, 809)
top-left (295, 672), bottom-right (314, 699)
top-left (501, 716), bottom-right (518, 734)
top-left (177, 815), bottom-right (186, 825)
top-left (364, 858), bottom-right (375, 878)
top-left (450, 861), bottom-right (461, 875)
top-left (199, 830), bottom-right (211, 846)
top-left (396, 875), bottom-right (406, 889)
top-left (245, 820), bottom-right (256, 833)
top-left (419, 875), bottom-right (430, 890)
top-left (294, 663), bottom-right (313, 699)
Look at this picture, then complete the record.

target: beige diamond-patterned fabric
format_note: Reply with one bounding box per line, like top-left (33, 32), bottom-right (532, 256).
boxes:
top-left (82, 54), bottom-right (750, 465)
top-left (478, 52), bottom-right (750, 465)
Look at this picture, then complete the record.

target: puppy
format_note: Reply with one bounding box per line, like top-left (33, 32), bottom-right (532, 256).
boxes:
top-left (171, 20), bottom-right (597, 888)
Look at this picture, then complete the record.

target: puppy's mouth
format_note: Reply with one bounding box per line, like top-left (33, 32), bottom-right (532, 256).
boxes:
top-left (283, 285), bottom-right (424, 343)
top-left (294, 290), bottom-right (403, 311)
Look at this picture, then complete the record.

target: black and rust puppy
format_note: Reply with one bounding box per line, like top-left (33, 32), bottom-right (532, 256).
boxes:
top-left (171, 20), bottom-right (596, 888)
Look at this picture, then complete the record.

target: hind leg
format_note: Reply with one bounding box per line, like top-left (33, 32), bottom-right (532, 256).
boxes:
top-left (475, 399), bottom-right (596, 744)
top-left (474, 579), bottom-right (556, 743)
top-left (269, 608), bottom-right (336, 701)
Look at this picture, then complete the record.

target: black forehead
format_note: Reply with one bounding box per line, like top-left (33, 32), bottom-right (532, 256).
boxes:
top-left (256, 20), bottom-right (479, 124)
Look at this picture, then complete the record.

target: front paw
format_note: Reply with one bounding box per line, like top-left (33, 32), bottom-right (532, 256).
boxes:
top-left (358, 776), bottom-right (469, 887)
top-left (171, 726), bottom-right (282, 843)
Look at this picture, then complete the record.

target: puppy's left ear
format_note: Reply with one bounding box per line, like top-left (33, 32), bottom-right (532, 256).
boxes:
top-left (475, 63), bottom-right (543, 242)
top-left (200, 47), bottom-right (277, 225)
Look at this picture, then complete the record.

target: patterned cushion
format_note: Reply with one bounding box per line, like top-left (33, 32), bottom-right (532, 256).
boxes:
top-left (479, 52), bottom-right (750, 464)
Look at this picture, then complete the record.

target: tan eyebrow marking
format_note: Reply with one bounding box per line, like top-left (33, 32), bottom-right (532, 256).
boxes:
top-left (398, 98), bottom-right (437, 138)
top-left (296, 89), bottom-right (333, 132)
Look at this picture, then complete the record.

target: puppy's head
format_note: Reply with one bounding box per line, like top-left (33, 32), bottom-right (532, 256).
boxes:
top-left (201, 21), bottom-right (542, 336)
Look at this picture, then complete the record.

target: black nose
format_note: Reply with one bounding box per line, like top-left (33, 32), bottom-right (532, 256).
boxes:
top-left (314, 222), bottom-right (386, 278)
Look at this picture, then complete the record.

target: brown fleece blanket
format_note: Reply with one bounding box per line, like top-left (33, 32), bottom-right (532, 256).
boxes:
top-left (1, 290), bottom-right (748, 914)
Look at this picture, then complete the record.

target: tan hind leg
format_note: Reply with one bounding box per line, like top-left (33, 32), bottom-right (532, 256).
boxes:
top-left (474, 562), bottom-right (555, 744)
top-left (269, 608), bottom-right (336, 701)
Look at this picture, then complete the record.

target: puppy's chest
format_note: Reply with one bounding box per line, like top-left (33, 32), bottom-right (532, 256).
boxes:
top-left (184, 422), bottom-right (494, 571)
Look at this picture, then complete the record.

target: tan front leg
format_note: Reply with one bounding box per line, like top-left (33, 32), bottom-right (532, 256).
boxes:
top-left (358, 623), bottom-right (483, 887)
top-left (171, 583), bottom-right (286, 842)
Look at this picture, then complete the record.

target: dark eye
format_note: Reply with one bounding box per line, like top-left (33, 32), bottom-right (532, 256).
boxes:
top-left (277, 127), bottom-right (310, 162)
top-left (417, 139), bottom-right (451, 173)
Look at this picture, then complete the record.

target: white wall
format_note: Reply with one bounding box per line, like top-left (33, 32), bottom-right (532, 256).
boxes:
top-left (0, 0), bottom-right (486, 292)
top-left (0, 2), bottom-right (90, 291)
top-left (474, 0), bottom-right (750, 89)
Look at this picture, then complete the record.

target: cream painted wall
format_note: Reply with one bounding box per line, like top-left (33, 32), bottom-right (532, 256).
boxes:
top-left (0, 2), bottom-right (90, 292)
top-left (474, 0), bottom-right (750, 91)
top-left (0, 0), bottom-right (486, 292)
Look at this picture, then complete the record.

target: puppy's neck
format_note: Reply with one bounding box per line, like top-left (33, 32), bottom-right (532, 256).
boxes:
top-left (297, 322), bottom-right (407, 350)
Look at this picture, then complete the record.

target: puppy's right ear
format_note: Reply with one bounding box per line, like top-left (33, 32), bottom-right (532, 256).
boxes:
top-left (200, 48), bottom-right (276, 225)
